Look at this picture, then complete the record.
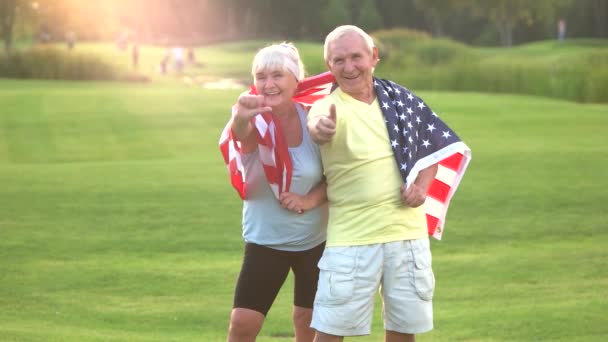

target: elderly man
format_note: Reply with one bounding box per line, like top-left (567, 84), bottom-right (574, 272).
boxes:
top-left (307, 25), bottom-right (470, 342)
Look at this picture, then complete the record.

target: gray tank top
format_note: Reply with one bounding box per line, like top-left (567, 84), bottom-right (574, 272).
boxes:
top-left (241, 104), bottom-right (327, 251)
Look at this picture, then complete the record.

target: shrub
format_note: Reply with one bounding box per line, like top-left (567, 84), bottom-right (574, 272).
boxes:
top-left (373, 33), bottom-right (608, 103)
top-left (415, 39), bottom-right (474, 66)
top-left (372, 28), bottom-right (431, 60)
top-left (372, 28), bottom-right (432, 46)
top-left (0, 46), bottom-right (131, 81)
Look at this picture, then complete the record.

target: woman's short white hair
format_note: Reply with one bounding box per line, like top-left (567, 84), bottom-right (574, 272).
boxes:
top-left (251, 42), bottom-right (305, 81)
top-left (324, 25), bottom-right (375, 61)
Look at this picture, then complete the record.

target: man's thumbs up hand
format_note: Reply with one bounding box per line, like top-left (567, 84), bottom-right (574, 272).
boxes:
top-left (328, 103), bottom-right (336, 123)
top-left (309, 104), bottom-right (337, 145)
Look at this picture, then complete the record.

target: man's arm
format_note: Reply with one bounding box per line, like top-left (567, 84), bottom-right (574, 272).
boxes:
top-left (401, 163), bottom-right (438, 207)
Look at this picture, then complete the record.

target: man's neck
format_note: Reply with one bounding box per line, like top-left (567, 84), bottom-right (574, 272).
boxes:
top-left (347, 88), bottom-right (376, 105)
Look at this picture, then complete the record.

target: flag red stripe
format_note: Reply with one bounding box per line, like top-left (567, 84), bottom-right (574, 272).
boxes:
top-left (220, 139), bottom-right (230, 164)
top-left (296, 72), bottom-right (334, 92)
top-left (271, 114), bottom-right (292, 192)
top-left (427, 178), bottom-right (450, 203)
top-left (426, 214), bottom-right (440, 236)
top-left (438, 152), bottom-right (463, 171)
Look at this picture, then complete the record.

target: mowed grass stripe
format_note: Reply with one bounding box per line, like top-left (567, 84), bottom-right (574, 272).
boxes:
top-left (1, 81), bottom-right (241, 163)
top-left (1, 92), bottom-right (57, 163)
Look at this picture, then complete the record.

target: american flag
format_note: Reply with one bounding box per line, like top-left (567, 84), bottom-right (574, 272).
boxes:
top-left (375, 78), bottom-right (471, 239)
top-left (219, 72), bottom-right (335, 200)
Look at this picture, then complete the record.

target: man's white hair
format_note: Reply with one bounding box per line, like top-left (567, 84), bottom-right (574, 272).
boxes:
top-left (251, 42), bottom-right (305, 81)
top-left (324, 25), bottom-right (375, 61)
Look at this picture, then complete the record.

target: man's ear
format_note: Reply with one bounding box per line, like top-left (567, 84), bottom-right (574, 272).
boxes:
top-left (372, 46), bottom-right (379, 66)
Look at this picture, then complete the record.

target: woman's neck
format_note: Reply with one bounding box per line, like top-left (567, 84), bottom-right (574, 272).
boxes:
top-left (272, 102), bottom-right (297, 118)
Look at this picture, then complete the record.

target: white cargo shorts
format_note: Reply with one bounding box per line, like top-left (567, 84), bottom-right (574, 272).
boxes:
top-left (311, 238), bottom-right (434, 336)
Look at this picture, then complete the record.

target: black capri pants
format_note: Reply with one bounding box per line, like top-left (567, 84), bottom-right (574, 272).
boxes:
top-left (233, 241), bottom-right (325, 316)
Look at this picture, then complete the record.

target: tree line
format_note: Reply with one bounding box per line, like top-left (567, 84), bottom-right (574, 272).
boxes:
top-left (1, 0), bottom-right (607, 51)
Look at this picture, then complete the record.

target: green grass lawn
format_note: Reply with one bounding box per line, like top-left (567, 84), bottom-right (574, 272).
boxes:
top-left (0, 78), bottom-right (607, 341)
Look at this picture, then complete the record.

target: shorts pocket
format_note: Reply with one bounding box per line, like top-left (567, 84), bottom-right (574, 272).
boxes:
top-left (412, 239), bottom-right (435, 301)
top-left (315, 247), bottom-right (356, 305)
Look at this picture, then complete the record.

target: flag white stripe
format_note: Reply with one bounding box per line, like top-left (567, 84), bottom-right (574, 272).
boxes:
top-left (424, 197), bottom-right (445, 223)
top-left (254, 115), bottom-right (267, 135)
top-left (436, 165), bottom-right (457, 186)
top-left (258, 144), bottom-right (276, 167)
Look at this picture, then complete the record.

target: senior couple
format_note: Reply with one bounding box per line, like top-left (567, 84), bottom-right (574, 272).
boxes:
top-left (219, 25), bottom-right (471, 342)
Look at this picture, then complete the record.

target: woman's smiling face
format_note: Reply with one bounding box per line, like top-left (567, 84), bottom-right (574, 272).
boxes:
top-left (254, 67), bottom-right (298, 109)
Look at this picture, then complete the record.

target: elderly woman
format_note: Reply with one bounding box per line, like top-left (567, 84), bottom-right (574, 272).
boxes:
top-left (222, 43), bottom-right (328, 342)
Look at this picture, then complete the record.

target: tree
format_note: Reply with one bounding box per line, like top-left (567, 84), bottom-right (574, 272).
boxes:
top-left (0, 0), bottom-right (18, 51)
top-left (412, 0), bottom-right (459, 37)
top-left (322, 0), bottom-right (353, 35)
top-left (357, 0), bottom-right (382, 32)
top-left (590, 0), bottom-right (608, 37)
top-left (459, 0), bottom-right (571, 47)
top-left (300, 0), bottom-right (330, 39)
top-left (567, 0), bottom-right (608, 38)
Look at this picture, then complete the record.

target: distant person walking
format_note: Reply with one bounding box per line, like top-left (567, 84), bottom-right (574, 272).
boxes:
top-left (187, 47), bottom-right (196, 64)
top-left (66, 31), bottom-right (75, 50)
top-left (132, 44), bottom-right (139, 69)
top-left (159, 49), bottom-right (170, 75)
top-left (172, 47), bottom-right (184, 73)
top-left (558, 19), bottom-right (567, 42)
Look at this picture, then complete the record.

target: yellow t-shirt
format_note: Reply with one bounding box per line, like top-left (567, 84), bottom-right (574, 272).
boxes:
top-left (309, 88), bottom-right (428, 247)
